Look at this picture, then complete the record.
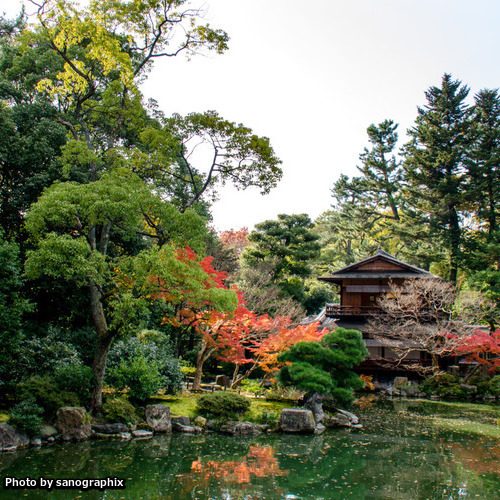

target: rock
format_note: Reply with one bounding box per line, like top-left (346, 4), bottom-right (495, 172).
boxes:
top-left (280, 409), bottom-right (316, 433)
top-left (215, 375), bottom-right (231, 388)
top-left (393, 377), bottom-right (409, 390)
top-left (119, 432), bottom-right (132, 440)
top-left (40, 425), bottom-right (58, 439)
top-left (460, 384), bottom-right (477, 392)
top-left (314, 423), bottom-right (326, 435)
top-left (47, 436), bottom-right (55, 443)
top-left (324, 413), bottom-right (352, 428)
top-left (430, 395), bottom-right (440, 400)
top-left (172, 416), bottom-right (191, 426)
top-left (0, 423), bottom-right (29, 452)
top-left (173, 424), bottom-right (203, 434)
top-left (55, 407), bottom-right (91, 441)
top-left (401, 385), bottom-right (423, 398)
top-left (220, 421), bottom-right (262, 436)
top-left (172, 416), bottom-right (192, 431)
top-left (337, 409), bottom-right (359, 425)
top-left (304, 393), bottom-right (325, 423)
top-left (145, 405), bottom-right (172, 433)
top-left (31, 438), bottom-right (42, 447)
top-left (194, 416), bottom-right (207, 428)
top-left (92, 423), bottom-right (129, 434)
top-left (352, 423), bottom-right (363, 429)
top-left (132, 430), bottom-right (153, 439)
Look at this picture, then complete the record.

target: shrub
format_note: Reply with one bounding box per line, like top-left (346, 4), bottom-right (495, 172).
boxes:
top-left (107, 357), bottom-right (163, 403)
top-left (53, 364), bottom-right (94, 405)
top-left (9, 398), bottom-right (43, 438)
top-left (196, 392), bottom-right (251, 418)
top-left (102, 397), bottom-right (138, 425)
top-left (240, 379), bottom-right (264, 396)
top-left (490, 375), bottom-right (500, 396)
top-left (16, 331), bottom-right (81, 377)
top-left (249, 409), bottom-right (280, 428)
top-left (107, 333), bottom-right (182, 395)
top-left (17, 375), bottom-right (80, 417)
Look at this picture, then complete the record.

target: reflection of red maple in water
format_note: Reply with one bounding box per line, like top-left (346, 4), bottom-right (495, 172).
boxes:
top-left (178, 445), bottom-right (288, 495)
top-left (450, 441), bottom-right (500, 475)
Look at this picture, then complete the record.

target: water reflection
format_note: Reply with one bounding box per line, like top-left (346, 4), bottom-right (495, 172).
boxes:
top-left (0, 400), bottom-right (499, 499)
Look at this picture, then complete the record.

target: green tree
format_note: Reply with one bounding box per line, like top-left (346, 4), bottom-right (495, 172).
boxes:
top-left (403, 74), bottom-right (472, 282)
top-left (138, 110), bottom-right (283, 213)
top-left (332, 120), bottom-right (402, 226)
top-left (463, 89), bottom-right (500, 301)
top-left (24, 169), bottom-right (236, 413)
top-left (0, 232), bottom-right (32, 388)
top-left (328, 119), bottom-right (441, 270)
top-left (243, 214), bottom-right (321, 310)
top-left (278, 327), bottom-right (367, 415)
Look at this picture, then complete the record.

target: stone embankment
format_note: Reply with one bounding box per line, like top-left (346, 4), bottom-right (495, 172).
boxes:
top-left (1, 404), bottom-right (361, 452)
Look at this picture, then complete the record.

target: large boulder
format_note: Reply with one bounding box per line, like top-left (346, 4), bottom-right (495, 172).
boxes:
top-left (280, 409), bottom-right (316, 433)
top-left (219, 421), bottom-right (262, 436)
top-left (323, 409), bottom-right (360, 428)
top-left (40, 425), bottom-right (58, 440)
top-left (145, 405), bottom-right (172, 433)
top-left (0, 423), bottom-right (29, 452)
top-left (215, 375), bottom-right (231, 388)
top-left (56, 407), bottom-right (91, 441)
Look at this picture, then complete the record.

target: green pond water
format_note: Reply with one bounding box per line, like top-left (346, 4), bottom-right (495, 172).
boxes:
top-left (1, 398), bottom-right (499, 499)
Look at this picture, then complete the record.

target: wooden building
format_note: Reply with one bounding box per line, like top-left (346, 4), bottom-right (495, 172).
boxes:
top-left (318, 247), bottom-right (435, 375)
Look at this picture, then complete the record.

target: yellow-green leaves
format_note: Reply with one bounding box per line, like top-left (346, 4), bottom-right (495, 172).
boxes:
top-left (25, 233), bottom-right (106, 285)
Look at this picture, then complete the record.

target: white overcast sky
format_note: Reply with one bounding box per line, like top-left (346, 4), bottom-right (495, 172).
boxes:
top-left (3, 0), bottom-right (500, 232)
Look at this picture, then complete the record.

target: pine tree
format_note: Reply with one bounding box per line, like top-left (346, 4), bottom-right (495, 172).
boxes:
top-left (403, 74), bottom-right (472, 282)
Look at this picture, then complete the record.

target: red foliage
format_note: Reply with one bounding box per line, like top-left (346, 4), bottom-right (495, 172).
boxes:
top-left (220, 227), bottom-right (250, 254)
top-left (454, 329), bottom-right (500, 370)
top-left (157, 245), bottom-right (326, 383)
top-left (187, 445), bottom-right (287, 485)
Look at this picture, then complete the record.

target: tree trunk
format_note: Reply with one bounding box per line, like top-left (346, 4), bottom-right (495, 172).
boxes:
top-left (89, 333), bottom-right (113, 415)
top-left (193, 340), bottom-right (215, 391)
top-left (89, 284), bottom-right (112, 415)
top-left (431, 353), bottom-right (440, 375)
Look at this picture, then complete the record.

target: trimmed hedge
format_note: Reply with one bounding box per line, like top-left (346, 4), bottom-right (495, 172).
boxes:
top-left (196, 392), bottom-right (251, 418)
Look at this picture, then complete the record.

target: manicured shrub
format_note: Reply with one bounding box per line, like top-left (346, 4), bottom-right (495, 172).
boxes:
top-left (102, 397), bottom-right (138, 425)
top-left (9, 398), bottom-right (43, 438)
top-left (196, 392), bottom-right (251, 418)
top-left (107, 357), bottom-right (163, 403)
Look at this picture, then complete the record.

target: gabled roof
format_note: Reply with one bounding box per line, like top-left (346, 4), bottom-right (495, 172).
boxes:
top-left (318, 247), bottom-right (434, 284)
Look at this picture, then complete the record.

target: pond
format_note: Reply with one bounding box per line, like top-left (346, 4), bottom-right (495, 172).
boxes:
top-left (1, 398), bottom-right (499, 499)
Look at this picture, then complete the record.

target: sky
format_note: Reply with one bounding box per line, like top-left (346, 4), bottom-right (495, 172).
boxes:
top-left (3, 0), bottom-right (500, 232)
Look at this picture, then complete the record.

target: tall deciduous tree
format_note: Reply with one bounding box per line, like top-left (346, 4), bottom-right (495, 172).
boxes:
top-left (24, 169), bottom-right (212, 413)
top-left (403, 74), bottom-right (472, 282)
top-left (366, 278), bottom-right (484, 374)
top-left (138, 111), bottom-right (283, 212)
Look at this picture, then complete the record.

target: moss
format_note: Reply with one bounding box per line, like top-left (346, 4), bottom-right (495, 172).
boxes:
top-left (0, 412), bottom-right (9, 423)
top-left (153, 394), bottom-right (199, 418)
top-left (419, 399), bottom-right (499, 413)
top-left (430, 417), bottom-right (500, 439)
top-left (150, 393), bottom-right (292, 421)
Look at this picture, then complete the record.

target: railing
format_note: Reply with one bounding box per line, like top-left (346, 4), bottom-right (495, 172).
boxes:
top-left (325, 304), bottom-right (386, 318)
